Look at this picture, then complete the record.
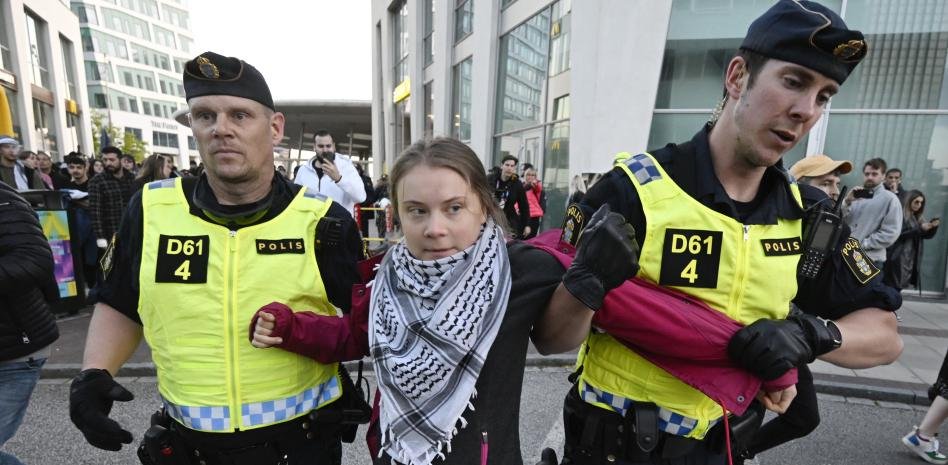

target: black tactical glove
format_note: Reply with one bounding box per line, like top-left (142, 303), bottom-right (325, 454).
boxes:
top-left (728, 313), bottom-right (843, 381)
top-left (562, 204), bottom-right (640, 311)
top-left (69, 368), bottom-right (135, 451)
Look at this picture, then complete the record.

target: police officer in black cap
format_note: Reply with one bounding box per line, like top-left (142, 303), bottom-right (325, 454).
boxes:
top-left (557, 2), bottom-right (903, 464)
top-left (68, 51), bottom-right (364, 464)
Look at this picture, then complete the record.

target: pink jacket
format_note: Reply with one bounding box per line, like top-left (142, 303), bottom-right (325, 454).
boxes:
top-left (524, 181), bottom-right (544, 218)
top-left (526, 230), bottom-right (796, 415)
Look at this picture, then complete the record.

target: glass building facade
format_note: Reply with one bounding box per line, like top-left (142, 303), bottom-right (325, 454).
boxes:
top-left (494, 1), bottom-right (571, 229)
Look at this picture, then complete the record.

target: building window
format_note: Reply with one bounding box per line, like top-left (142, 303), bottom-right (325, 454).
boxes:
top-left (423, 0), bottom-right (434, 67)
top-left (187, 135), bottom-right (196, 150)
top-left (153, 130), bottom-right (179, 148)
top-left (494, 8), bottom-right (550, 134)
top-left (179, 35), bottom-right (193, 53)
top-left (93, 93), bottom-right (107, 108)
top-left (61, 36), bottom-right (79, 100)
top-left (130, 43), bottom-right (170, 70)
top-left (118, 66), bottom-right (157, 93)
top-left (32, 99), bottom-right (58, 157)
top-left (392, 1), bottom-right (409, 85)
top-left (143, 99), bottom-right (177, 119)
top-left (153, 24), bottom-right (176, 48)
top-left (83, 28), bottom-right (129, 59)
top-left (161, 4), bottom-right (190, 29)
top-left (125, 127), bottom-right (142, 141)
top-left (549, 0), bottom-right (571, 76)
top-left (102, 7), bottom-right (151, 41)
top-left (454, 0), bottom-right (473, 43)
top-left (71, 3), bottom-right (99, 25)
top-left (502, 0), bottom-right (517, 8)
top-left (85, 61), bottom-right (113, 82)
top-left (0, 12), bottom-right (10, 71)
top-left (452, 57), bottom-right (472, 141)
top-left (25, 13), bottom-right (51, 89)
top-left (423, 81), bottom-right (434, 139)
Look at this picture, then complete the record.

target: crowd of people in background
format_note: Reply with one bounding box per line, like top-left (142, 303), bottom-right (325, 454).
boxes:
top-left (4, 132), bottom-right (943, 298)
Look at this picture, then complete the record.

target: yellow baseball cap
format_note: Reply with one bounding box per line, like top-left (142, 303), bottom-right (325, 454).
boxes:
top-left (789, 154), bottom-right (853, 179)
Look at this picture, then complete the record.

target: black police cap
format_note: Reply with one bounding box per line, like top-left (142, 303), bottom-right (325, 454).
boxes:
top-left (183, 51), bottom-right (274, 110)
top-left (741, 0), bottom-right (867, 84)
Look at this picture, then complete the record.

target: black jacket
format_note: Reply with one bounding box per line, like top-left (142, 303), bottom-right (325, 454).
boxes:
top-left (488, 173), bottom-right (530, 237)
top-left (885, 217), bottom-right (939, 290)
top-left (0, 182), bottom-right (59, 361)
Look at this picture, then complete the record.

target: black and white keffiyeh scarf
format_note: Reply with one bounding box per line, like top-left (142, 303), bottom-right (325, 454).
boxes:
top-left (371, 221), bottom-right (511, 465)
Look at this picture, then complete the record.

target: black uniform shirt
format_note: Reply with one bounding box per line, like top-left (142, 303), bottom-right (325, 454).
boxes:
top-left (582, 127), bottom-right (901, 320)
top-left (98, 174), bottom-right (363, 324)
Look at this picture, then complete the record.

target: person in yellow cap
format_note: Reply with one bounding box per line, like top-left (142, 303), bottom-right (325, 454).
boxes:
top-left (789, 154), bottom-right (853, 202)
top-left (67, 51), bottom-right (365, 465)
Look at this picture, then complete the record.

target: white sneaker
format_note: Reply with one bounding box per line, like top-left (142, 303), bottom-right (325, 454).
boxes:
top-left (903, 427), bottom-right (948, 464)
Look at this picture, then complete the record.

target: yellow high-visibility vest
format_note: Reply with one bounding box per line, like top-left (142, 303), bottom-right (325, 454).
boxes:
top-left (139, 178), bottom-right (341, 432)
top-left (579, 152), bottom-right (803, 439)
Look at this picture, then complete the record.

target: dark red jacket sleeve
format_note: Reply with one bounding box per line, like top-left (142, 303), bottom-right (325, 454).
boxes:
top-left (250, 286), bottom-right (370, 363)
top-left (526, 230), bottom-right (797, 415)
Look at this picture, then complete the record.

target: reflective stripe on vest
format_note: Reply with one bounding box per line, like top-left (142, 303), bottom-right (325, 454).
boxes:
top-left (578, 380), bottom-right (714, 437)
top-left (579, 152), bottom-right (803, 439)
top-left (139, 178), bottom-right (342, 432)
top-left (163, 375), bottom-right (342, 432)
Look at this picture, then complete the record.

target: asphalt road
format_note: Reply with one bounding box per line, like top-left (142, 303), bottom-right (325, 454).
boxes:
top-left (3, 367), bottom-right (942, 465)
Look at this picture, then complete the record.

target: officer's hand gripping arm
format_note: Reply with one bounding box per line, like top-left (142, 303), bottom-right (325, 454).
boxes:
top-left (561, 204), bottom-right (640, 311)
top-left (69, 368), bottom-right (135, 451)
top-left (727, 313), bottom-right (842, 381)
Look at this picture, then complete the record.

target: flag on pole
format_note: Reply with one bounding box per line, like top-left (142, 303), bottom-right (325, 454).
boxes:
top-left (0, 87), bottom-right (13, 136)
top-left (99, 128), bottom-right (111, 149)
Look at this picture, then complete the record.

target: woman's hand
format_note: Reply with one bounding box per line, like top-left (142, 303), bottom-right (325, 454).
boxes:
top-left (251, 312), bottom-right (284, 348)
top-left (757, 385), bottom-right (797, 414)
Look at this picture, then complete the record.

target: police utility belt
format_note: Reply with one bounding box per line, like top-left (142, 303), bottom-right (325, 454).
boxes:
top-left (563, 385), bottom-right (763, 463)
top-left (138, 364), bottom-right (371, 465)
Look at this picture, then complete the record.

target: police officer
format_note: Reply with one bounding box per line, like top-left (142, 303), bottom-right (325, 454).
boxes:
top-left (559, 2), bottom-right (903, 464)
top-left (68, 52), bottom-right (363, 465)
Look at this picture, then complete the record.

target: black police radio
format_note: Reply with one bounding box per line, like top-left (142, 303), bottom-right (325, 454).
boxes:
top-left (798, 186), bottom-right (848, 279)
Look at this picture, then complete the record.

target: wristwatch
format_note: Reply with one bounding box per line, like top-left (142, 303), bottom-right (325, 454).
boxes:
top-left (820, 317), bottom-right (843, 350)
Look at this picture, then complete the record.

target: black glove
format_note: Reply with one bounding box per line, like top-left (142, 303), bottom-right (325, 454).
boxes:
top-left (728, 313), bottom-right (842, 380)
top-left (69, 368), bottom-right (135, 451)
top-left (562, 204), bottom-right (640, 311)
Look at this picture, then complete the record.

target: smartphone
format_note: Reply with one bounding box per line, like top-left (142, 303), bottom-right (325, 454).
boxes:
top-left (852, 188), bottom-right (873, 199)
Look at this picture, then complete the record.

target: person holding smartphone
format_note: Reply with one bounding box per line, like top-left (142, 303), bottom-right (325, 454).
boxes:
top-left (294, 130), bottom-right (367, 217)
top-left (844, 158), bottom-right (903, 270)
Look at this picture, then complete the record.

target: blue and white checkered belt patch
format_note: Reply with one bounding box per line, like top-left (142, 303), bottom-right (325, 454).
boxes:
top-left (163, 375), bottom-right (342, 432)
top-left (162, 400), bottom-right (231, 432)
top-left (579, 381), bottom-right (704, 437)
top-left (623, 153), bottom-right (662, 185)
top-left (241, 375), bottom-right (341, 428)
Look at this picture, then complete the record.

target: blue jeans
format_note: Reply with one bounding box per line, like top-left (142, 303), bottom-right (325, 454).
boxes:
top-left (0, 357), bottom-right (46, 465)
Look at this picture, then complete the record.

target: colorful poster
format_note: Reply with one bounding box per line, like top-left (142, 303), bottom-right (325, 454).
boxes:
top-left (36, 210), bottom-right (78, 298)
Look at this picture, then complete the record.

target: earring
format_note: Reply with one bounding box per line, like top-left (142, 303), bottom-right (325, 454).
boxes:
top-left (708, 95), bottom-right (728, 128)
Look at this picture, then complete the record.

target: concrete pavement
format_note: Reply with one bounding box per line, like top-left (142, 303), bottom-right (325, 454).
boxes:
top-left (43, 296), bottom-right (948, 405)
